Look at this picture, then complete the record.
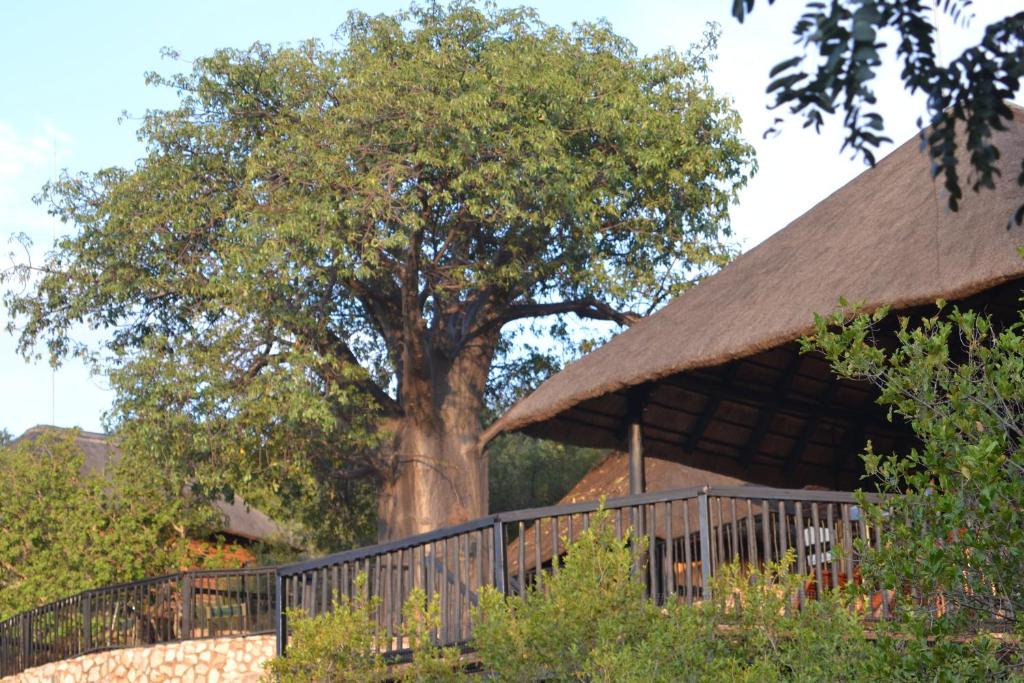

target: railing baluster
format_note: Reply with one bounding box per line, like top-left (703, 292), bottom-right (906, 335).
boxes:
top-left (665, 501), bottom-right (675, 599)
top-left (440, 540), bottom-right (448, 647)
top-left (729, 497), bottom-right (739, 566)
top-left (647, 504), bottom-right (657, 600)
top-left (682, 497), bottom-right (693, 604)
top-left (534, 519), bottom-right (543, 591)
top-left (550, 516), bottom-right (559, 575)
top-left (826, 503), bottom-right (838, 590)
top-left (454, 535), bottom-right (463, 644)
top-left (698, 489), bottom-right (712, 600)
top-left (795, 501), bottom-right (807, 605)
top-left (746, 498), bottom-right (756, 568)
top-left (492, 520), bottom-right (507, 595)
top-left (777, 500), bottom-right (788, 564)
top-left (760, 499), bottom-right (771, 565)
top-left (517, 521), bottom-right (526, 599)
top-left (811, 502), bottom-right (824, 596)
top-left (841, 503), bottom-right (854, 593)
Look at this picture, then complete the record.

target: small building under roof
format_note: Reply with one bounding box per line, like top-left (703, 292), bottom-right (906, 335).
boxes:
top-left (485, 108), bottom-right (1024, 492)
top-left (507, 452), bottom-right (750, 575)
top-left (10, 426), bottom-right (287, 547)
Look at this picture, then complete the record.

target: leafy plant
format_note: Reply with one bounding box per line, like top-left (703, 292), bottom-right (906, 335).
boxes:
top-left (262, 574), bottom-right (387, 683)
top-left (808, 303), bottom-right (1024, 632)
top-left (733, 0), bottom-right (1024, 223)
top-left (398, 588), bottom-right (466, 683)
top-left (807, 302), bottom-right (1024, 676)
top-left (473, 507), bottom-right (652, 681)
top-left (472, 509), bottom-right (886, 682)
top-left (267, 504), bottom-right (1020, 681)
top-left (262, 577), bottom-right (467, 683)
top-left (0, 429), bottom-right (227, 619)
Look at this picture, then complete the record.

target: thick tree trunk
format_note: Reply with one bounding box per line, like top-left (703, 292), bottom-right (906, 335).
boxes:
top-left (376, 325), bottom-right (496, 541)
top-left (377, 415), bottom-right (488, 540)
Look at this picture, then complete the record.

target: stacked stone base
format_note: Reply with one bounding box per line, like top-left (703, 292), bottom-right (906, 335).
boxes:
top-left (1, 634), bottom-right (274, 683)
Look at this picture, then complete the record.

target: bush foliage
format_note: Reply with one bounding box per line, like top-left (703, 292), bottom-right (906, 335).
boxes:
top-left (0, 430), bottom-right (233, 620)
top-left (808, 304), bottom-right (1024, 638)
top-left (266, 507), bottom-right (1022, 681)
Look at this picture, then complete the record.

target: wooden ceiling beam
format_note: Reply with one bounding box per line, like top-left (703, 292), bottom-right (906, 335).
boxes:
top-left (783, 379), bottom-right (840, 475)
top-left (738, 351), bottom-right (804, 468)
top-left (682, 364), bottom-right (738, 452)
top-left (657, 372), bottom-right (904, 440)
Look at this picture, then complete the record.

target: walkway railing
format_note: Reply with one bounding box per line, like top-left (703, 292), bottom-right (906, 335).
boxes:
top-left (0, 485), bottom-right (883, 676)
top-left (0, 567), bottom-right (276, 677)
top-left (275, 485), bottom-right (883, 656)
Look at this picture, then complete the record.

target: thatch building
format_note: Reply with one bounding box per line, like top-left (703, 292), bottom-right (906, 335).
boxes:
top-left (9, 426), bottom-right (289, 562)
top-left (485, 109), bottom-right (1024, 494)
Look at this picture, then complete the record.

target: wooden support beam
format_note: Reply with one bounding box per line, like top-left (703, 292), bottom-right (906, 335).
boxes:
top-left (659, 372), bottom-right (902, 439)
top-left (626, 386), bottom-right (649, 495)
top-left (832, 418), bottom-right (865, 490)
top-left (783, 380), bottom-right (840, 476)
top-left (683, 364), bottom-right (738, 452)
top-left (738, 352), bottom-right (804, 468)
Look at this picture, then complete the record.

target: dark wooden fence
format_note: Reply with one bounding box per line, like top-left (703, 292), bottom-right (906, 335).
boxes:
top-left (0, 485), bottom-right (894, 676)
top-left (275, 485), bottom-right (886, 657)
top-left (0, 567), bottom-right (276, 677)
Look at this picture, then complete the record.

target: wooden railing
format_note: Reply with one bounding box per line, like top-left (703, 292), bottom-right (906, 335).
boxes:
top-left (0, 567), bottom-right (276, 677)
top-left (275, 485), bottom-right (886, 657)
top-left (0, 485), bottom-right (893, 676)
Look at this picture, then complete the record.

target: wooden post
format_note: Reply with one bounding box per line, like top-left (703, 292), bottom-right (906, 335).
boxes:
top-left (275, 572), bottom-right (286, 656)
top-left (491, 520), bottom-right (508, 595)
top-left (627, 387), bottom-right (647, 496)
top-left (698, 488), bottom-right (712, 600)
top-left (628, 421), bottom-right (644, 496)
top-left (82, 592), bottom-right (92, 652)
top-left (180, 573), bottom-right (193, 640)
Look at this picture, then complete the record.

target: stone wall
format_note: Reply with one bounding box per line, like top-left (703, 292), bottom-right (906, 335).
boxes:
top-left (1, 634), bottom-right (275, 683)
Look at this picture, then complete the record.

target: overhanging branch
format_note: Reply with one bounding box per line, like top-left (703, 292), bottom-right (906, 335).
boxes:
top-left (500, 296), bottom-right (640, 327)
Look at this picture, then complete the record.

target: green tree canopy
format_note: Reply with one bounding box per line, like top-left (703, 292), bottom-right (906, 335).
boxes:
top-left (3, 2), bottom-right (754, 541)
top-left (0, 430), bottom-right (222, 619)
top-left (734, 1), bottom-right (1024, 221)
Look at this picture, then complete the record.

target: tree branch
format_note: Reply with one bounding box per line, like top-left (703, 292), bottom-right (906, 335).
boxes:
top-left (499, 296), bottom-right (641, 327)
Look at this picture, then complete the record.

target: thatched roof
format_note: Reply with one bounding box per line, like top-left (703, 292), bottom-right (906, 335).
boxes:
top-left (486, 109), bottom-right (1024, 490)
top-left (10, 426), bottom-right (287, 544)
top-left (507, 452), bottom-right (749, 574)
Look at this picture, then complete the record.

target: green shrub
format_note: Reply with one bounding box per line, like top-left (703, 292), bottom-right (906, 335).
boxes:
top-left (262, 576), bottom-right (467, 683)
top-left (262, 574), bottom-right (387, 683)
top-left (472, 509), bottom-right (653, 680)
top-left (473, 513), bottom-right (880, 682)
top-left (397, 588), bottom-right (466, 682)
top-left (266, 507), bottom-right (1020, 681)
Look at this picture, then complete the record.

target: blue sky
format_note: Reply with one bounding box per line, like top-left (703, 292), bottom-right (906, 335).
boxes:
top-left (1, 0), bottom-right (1021, 435)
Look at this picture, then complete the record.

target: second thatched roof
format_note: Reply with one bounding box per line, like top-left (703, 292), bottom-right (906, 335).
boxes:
top-left (485, 109), bottom-right (1024, 489)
